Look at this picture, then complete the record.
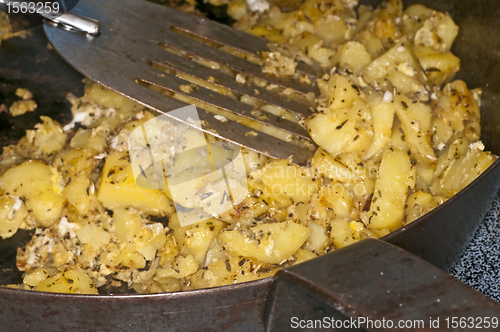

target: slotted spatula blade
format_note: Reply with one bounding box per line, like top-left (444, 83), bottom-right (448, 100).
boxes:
top-left (44, 0), bottom-right (318, 165)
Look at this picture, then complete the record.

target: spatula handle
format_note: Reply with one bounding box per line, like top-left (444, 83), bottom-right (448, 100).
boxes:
top-left (43, 10), bottom-right (99, 35)
top-left (265, 238), bottom-right (500, 331)
top-left (0, 0), bottom-right (99, 35)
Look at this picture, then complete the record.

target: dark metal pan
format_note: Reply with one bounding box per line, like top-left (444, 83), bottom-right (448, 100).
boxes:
top-left (1, 0), bottom-right (500, 331)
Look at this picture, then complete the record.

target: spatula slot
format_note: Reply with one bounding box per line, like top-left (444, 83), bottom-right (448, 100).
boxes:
top-left (133, 78), bottom-right (315, 165)
top-left (170, 26), bottom-right (263, 65)
top-left (164, 26), bottom-right (318, 95)
top-left (135, 72), bottom-right (312, 144)
top-left (148, 56), bottom-right (310, 124)
top-left (156, 43), bottom-right (316, 118)
top-left (143, 61), bottom-right (310, 138)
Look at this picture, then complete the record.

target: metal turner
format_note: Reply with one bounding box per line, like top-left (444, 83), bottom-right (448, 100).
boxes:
top-left (44, 0), bottom-right (319, 165)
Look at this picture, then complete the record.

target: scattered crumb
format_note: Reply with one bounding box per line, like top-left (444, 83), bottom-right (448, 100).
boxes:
top-left (470, 140), bottom-right (485, 151)
top-left (235, 73), bottom-right (246, 84)
top-left (246, 0), bottom-right (269, 12)
top-left (261, 51), bottom-right (297, 77)
top-left (2, 284), bottom-right (20, 289)
top-left (9, 100), bottom-right (37, 116)
top-left (299, 75), bottom-right (312, 84)
top-left (15, 88), bottom-right (34, 100)
top-left (0, 104), bottom-right (7, 113)
top-left (471, 88), bottom-right (482, 107)
top-left (245, 131), bottom-right (258, 137)
top-left (397, 62), bottom-right (417, 77)
top-left (94, 152), bottom-right (108, 160)
top-left (179, 84), bottom-right (195, 94)
top-left (214, 115), bottom-right (228, 123)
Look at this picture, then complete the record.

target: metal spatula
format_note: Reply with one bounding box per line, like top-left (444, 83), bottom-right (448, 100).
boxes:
top-left (44, 0), bottom-right (319, 165)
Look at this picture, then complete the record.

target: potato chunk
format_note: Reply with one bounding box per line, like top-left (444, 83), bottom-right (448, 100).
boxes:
top-left (366, 148), bottom-right (416, 230)
top-left (168, 213), bottom-right (226, 265)
top-left (63, 173), bottom-right (94, 215)
top-left (70, 126), bottom-right (109, 154)
top-left (54, 148), bottom-right (99, 180)
top-left (15, 88), bottom-right (34, 100)
top-left (35, 269), bottom-right (98, 294)
top-left (323, 74), bottom-right (365, 111)
top-left (413, 46), bottom-right (460, 86)
top-left (23, 267), bottom-right (50, 287)
top-left (112, 207), bottom-right (168, 269)
top-left (331, 41), bottom-right (372, 74)
top-left (85, 82), bottom-right (143, 113)
top-left (311, 149), bottom-right (358, 183)
top-left (402, 4), bottom-right (434, 36)
top-left (261, 51), bottom-right (297, 76)
top-left (308, 182), bottom-right (353, 228)
top-left (433, 80), bottom-right (481, 145)
top-left (303, 221), bottom-right (329, 253)
top-left (219, 221), bottom-right (312, 264)
top-left (261, 159), bottom-right (319, 203)
top-left (0, 195), bottom-right (28, 238)
top-left (97, 151), bottom-right (175, 215)
top-left (0, 160), bottom-right (65, 227)
top-left (405, 191), bottom-right (444, 224)
top-left (311, 150), bottom-right (375, 201)
top-left (394, 94), bottom-right (435, 164)
top-left (364, 92), bottom-right (396, 159)
top-left (32, 116), bottom-right (66, 154)
top-left (414, 11), bottom-right (458, 52)
top-left (329, 218), bottom-right (356, 249)
top-left (156, 254), bottom-right (199, 279)
top-left (307, 98), bottom-right (373, 157)
top-left (431, 146), bottom-right (496, 198)
top-left (363, 40), bottom-right (429, 101)
top-left (186, 256), bottom-right (277, 290)
top-left (9, 100), bottom-right (37, 116)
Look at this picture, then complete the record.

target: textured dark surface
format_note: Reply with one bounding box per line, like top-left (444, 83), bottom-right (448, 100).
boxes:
top-left (0, 24), bottom-right (83, 154)
top-left (450, 188), bottom-right (500, 302)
